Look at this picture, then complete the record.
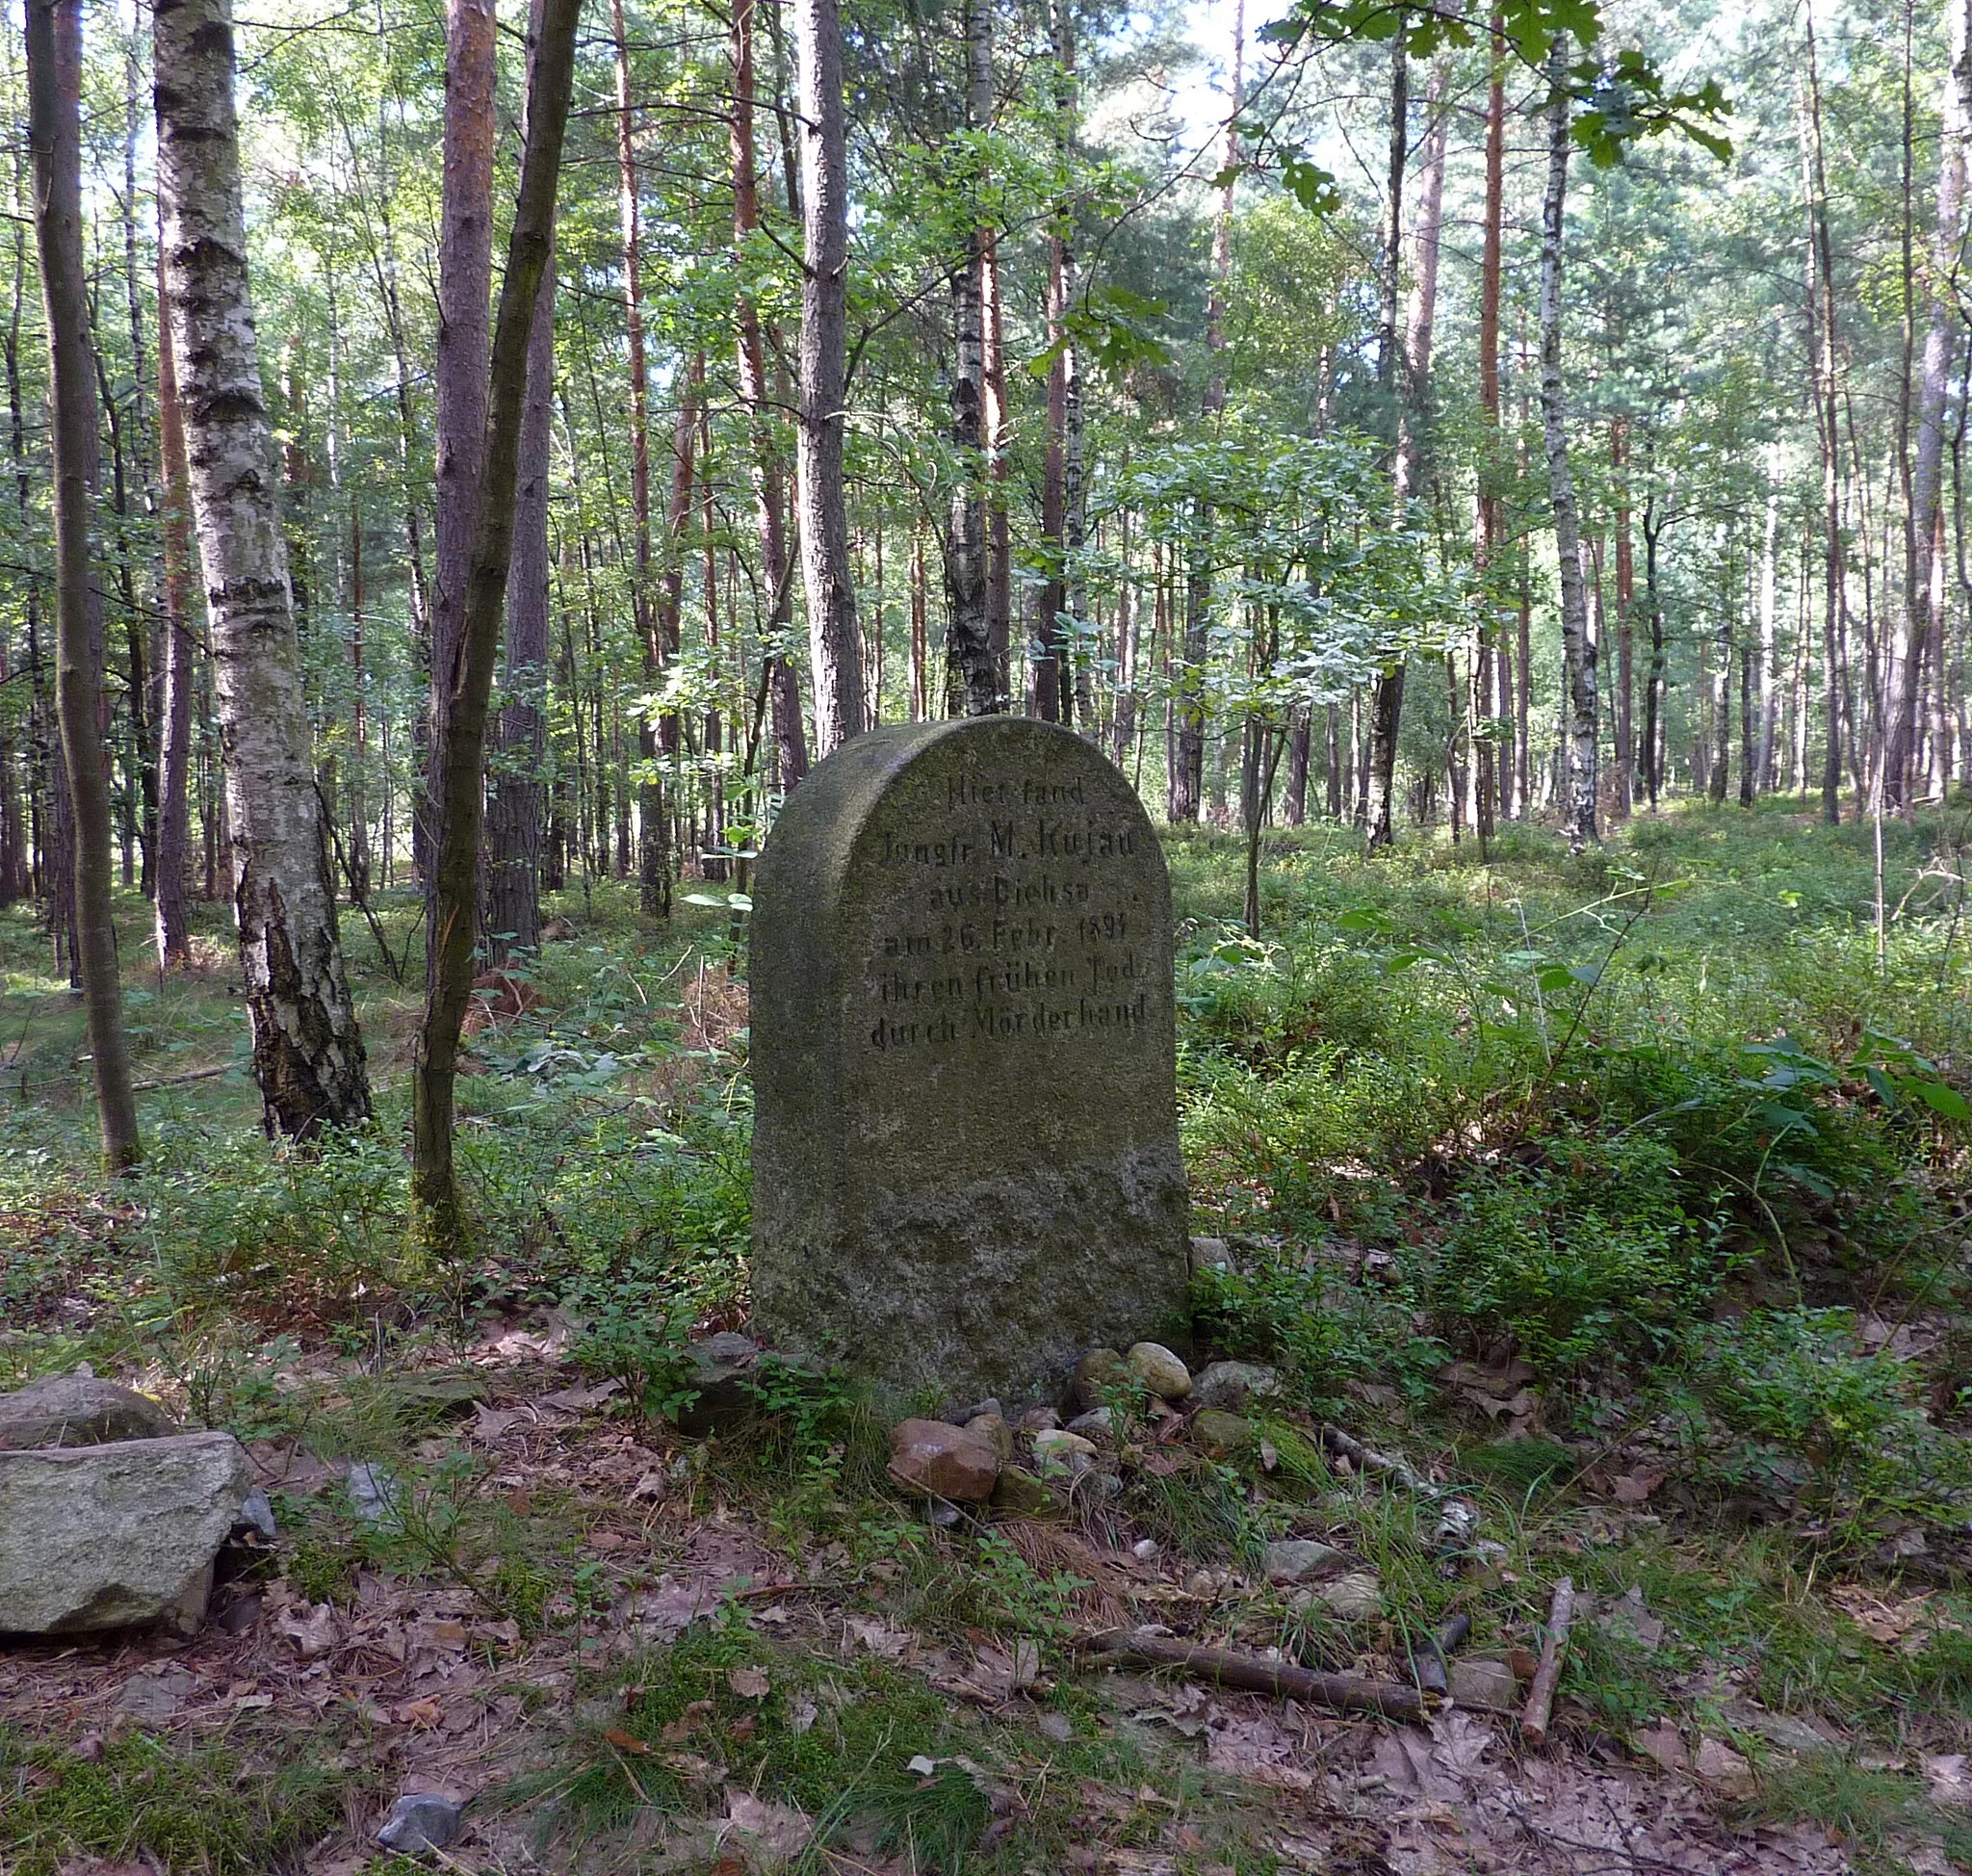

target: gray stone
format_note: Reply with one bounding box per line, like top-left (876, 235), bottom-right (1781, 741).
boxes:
top-left (376, 1793), bottom-right (462, 1856)
top-left (750, 718), bottom-right (1190, 1407)
top-left (117, 1664), bottom-right (197, 1724)
top-left (965, 1412), bottom-right (1013, 1461)
top-left (1128, 1342), bottom-right (1191, 1400)
top-left (1448, 1657), bottom-right (1520, 1709)
top-left (1065, 1406), bottom-right (1113, 1435)
top-left (0, 1432), bottom-right (252, 1633)
top-left (1314, 1570), bottom-right (1383, 1620)
top-left (1191, 1409), bottom-right (1255, 1459)
top-left (674, 1333), bottom-right (765, 1437)
top-left (1263, 1538), bottom-right (1343, 1585)
top-left (0, 1373), bottom-right (178, 1451)
top-left (346, 1460), bottom-right (402, 1528)
top-left (1072, 1346), bottom-right (1130, 1409)
top-left (233, 1487), bottom-right (277, 1542)
top-left (1191, 1361), bottom-right (1282, 1413)
top-left (1032, 1428), bottom-right (1099, 1467)
top-left (946, 1397), bottom-right (1002, 1426)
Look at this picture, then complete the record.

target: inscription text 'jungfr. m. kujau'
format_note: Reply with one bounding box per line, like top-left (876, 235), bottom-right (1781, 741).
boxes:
top-left (866, 769), bottom-right (1147, 1053)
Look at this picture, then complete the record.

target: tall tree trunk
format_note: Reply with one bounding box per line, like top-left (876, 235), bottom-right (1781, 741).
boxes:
top-left (1035, 0), bottom-right (1077, 724)
top-left (1886, 0), bottom-right (1970, 807)
top-left (792, 0), bottom-right (862, 754)
top-left (156, 0), bottom-right (372, 1137)
top-left (153, 249), bottom-right (195, 970)
top-left (425, 0), bottom-right (496, 965)
top-left (1539, 36), bottom-right (1596, 850)
top-left (1173, 2), bottom-right (1242, 820)
top-left (727, 8), bottom-right (805, 791)
top-left (944, 0), bottom-right (995, 717)
top-left (411, 0), bottom-right (579, 1255)
top-left (1361, 29), bottom-right (1412, 852)
top-left (1476, 11), bottom-right (1506, 834)
top-left (606, 0), bottom-right (670, 909)
top-left (1757, 449), bottom-right (1781, 790)
top-left (29, 0), bottom-right (140, 1171)
top-left (482, 97), bottom-right (555, 962)
top-left (1803, 20), bottom-right (1844, 822)
top-left (1612, 421), bottom-right (1635, 816)
top-left (982, 227), bottom-right (1012, 696)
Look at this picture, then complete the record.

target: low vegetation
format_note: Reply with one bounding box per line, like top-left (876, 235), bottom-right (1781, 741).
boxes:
top-left (4, 799), bottom-right (1971, 1873)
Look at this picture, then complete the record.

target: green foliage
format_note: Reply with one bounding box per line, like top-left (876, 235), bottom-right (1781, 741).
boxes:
top-left (0, 1725), bottom-right (360, 1876)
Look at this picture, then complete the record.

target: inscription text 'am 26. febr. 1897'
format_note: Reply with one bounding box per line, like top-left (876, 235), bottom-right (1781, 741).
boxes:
top-left (749, 717), bottom-right (1191, 1407)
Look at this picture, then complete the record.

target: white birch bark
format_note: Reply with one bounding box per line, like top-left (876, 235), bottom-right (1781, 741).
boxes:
top-left (155, 0), bottom-right (372, 1135)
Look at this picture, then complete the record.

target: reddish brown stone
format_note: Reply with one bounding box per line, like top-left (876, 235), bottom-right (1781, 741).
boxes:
top-left (887, 1418), bottom-right (1000, 1502)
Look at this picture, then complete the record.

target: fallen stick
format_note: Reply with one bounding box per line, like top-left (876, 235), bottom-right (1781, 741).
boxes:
top-left (1320, 1423), bottom-right (1432, 1496)
top-left (1080, 1628), bottom-right (1430, 1722)
top-left (1410, 1611), bottom-right (1472, 1696)
top-left (1519, 1576), bottom-right (1574, 1748)
top-left (132, 1063), bottom-right (237, 1091)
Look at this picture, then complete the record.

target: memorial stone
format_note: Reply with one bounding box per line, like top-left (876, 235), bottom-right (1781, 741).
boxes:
top-left (750, 717), bottom-right (1190, 1406)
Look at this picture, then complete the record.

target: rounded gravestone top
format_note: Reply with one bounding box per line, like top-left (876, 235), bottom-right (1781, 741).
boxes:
top-left (750, 717), bottom-right (1190, 1408)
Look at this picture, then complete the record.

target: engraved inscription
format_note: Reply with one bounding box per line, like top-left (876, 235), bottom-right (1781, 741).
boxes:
top-left (865, 764), bottom-right (1148, 1055)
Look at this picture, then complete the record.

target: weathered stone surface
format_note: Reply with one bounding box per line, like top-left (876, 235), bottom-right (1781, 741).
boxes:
top-left (1449, 1657), bottom-right (1520, 1709)
top-left (888, 1419), bottom-right (999, 1501)
top-left (1066, 1406), bottom-right (1113, 1436)
top-left (0, 1431), bottom-right (253, 1633)
top-left (1314, 1569), bottom-right (1383, 1620)
top-left (1031, 1428), bottom-right (1099, 1468)
top-left (992, 1465), bottom-right (1057, 1516)
top-left (965, 1412), bottom-right (1013, 1461)
top-left (1191, 1361), bottom-right (1282, 1414)
top-left (1072, 1347), bottom-right (1129, 1409)
top-left (0, 1373), bottom-right (178, 1451)
top-left (1128, 1342), bottom-right (1191, 1400)
top-left (751, 718), bottom-right (1190, 1406)
top-left (1262, 1538), bottom-right (1343, 1585)
top-left (1191, 1409), bottom-right (1255, 1460)
top-left (376, 1793), bottom-right (462, 1855)
top-left (674, 1332), bottom-right (765, 1437)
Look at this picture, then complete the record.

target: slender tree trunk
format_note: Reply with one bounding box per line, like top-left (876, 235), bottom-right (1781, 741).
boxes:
top-left (1362, 29), bottom-right (1413, 852)
top-left (411, 0), bottom-right (579, 1255)
top-left (726, 11), bottom-right (805, 792)
top-left (29, 0), bottom-right (140, 1171)
top-left (1035, 0), bottom-right (1079, 725)
top-left (1539, 37), bottom-right (1596, 850)
top-left (157, 0), bottom-right (372, 1137)
top-left (426, 0), bottom-right (496, 962)
top-left (153, 249), bottom-right (195, 969)
top-left (1887, 0), bottom-right (1970, 807)
top-left (1803, 23), bottom-right (1844, 822)
top-left (982, 227), bottom-right (1012, 697)
top-left (1612, 421), bottom-right (1635, 817)
top-left (482, 78), bottom-right (555, 963)
top-left (791, 0), bottom-right (862, 754)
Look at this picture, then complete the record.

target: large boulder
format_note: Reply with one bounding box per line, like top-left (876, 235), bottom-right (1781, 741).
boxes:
top-left (0, 1373), bottom-right (178, 1451)
top-left (0, 1431), bottom-right (253, 1634)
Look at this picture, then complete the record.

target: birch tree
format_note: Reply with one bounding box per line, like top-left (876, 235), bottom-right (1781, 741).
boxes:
top-left (155, 0), bottom-right (372, 1136)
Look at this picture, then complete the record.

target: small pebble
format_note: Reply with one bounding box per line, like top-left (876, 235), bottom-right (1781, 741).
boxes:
top-left (376, 1793), bottom-right (461, 1856)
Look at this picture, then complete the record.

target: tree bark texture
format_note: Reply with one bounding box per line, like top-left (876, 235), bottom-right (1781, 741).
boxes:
top-left (792, 0), bottom-right (863, 754)
top-left (156, 0), bottom-right (373, 1137)
top-left (426, 0), bottom-right (496, 944)
top-left (154, 248), bottom-right (195, 970)
top-left (29, 0), bottom-right (140, 1171)
top-left (1539, 38), bottom-right (1596, 850)
top-left (411, 0), bottom-right (579, 1255)
top-left (483, 15), bottom-right (556, 962)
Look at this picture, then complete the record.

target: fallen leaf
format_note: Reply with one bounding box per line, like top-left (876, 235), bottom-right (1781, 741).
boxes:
top-left (1694, 1736), bottom-right (1753, 1793)
top-left (662, 1699), bottom-right (716, 1742)
top-left (1632, 1721), bottom-right (1689, 1773)
top-left (275, 1602), bottom-right (338, 1661)
top-left (1927, 1753), bottom-right (1972, 1807)
top-left (604, 1726), bottom-right (653, 1756)
top-left (722, 1787), bottom-right (814, 1864)
top-left (394, 1698), bottom-right (443, 1729)
top-left (728, 1666), bottom-right (770, 1699)
top-left (1611, 1469), bottom-right (1667, 1504)
top-left (846, 1617), bottom-right (914, 1659)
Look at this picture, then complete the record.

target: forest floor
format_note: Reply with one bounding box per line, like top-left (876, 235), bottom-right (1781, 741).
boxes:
top-left (2, 797), bottom-right (1972, 1876)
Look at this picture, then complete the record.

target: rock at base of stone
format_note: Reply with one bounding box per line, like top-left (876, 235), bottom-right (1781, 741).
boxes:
top-left (1190, 1409), bottom-right (1254, 1460)
top-left (376, 1793), bottom-right (463, 1856)
top-left (1190, 1361), bottom-right (1282, 1414)
top-left (0, 1373), bottom-right (179, 1451)
top-left (0, 1431), bottom-right (253, 1634)
top-left (673, 1333), bottom-right (765, 1438)
top-left (1071, 1348), bottom-right (1129, 1411)
top-left (1127, 1342), bottom-right (1192, 1401)
top-left (992, 1466), bottom-right (1057, 1517)
top-left (1262, 1538), bottom-right (1343, 1586)
top-left (888, 1419), bottom-right (999, 1502)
